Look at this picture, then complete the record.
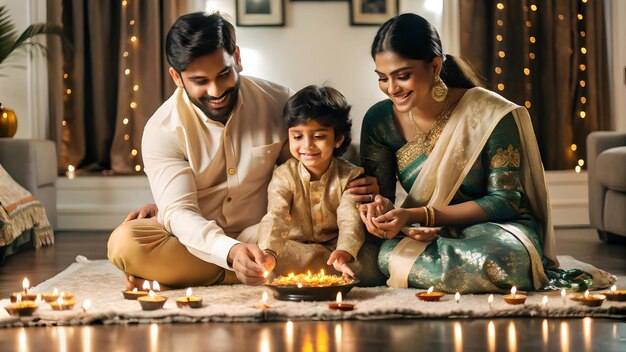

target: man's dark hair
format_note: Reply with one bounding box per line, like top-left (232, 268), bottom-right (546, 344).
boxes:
top-left (283, 85), bottom-right (352, 157)
top-left (165, 12), bottom-right (236, 72)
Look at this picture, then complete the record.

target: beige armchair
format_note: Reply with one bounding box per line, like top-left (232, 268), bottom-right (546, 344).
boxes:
top-left (586, 131), bottom-right (626, 243)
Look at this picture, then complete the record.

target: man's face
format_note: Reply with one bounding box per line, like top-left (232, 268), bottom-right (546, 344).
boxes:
top-left (169, 48), bottom-right (243, 123)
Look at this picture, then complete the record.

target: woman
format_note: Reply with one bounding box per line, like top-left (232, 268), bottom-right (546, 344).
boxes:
top-left (359, 13), bottom-right (564, 293)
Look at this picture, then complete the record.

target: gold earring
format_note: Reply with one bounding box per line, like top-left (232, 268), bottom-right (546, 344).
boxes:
top-left (431, 75), bottom-right (448, 102)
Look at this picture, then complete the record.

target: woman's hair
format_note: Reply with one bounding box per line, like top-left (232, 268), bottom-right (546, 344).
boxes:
top-left (165, 12), bottom-right (236, 72)
top-left (371, 13), bottom-right (482, 88)
top-left (283, 85), bottom-right (352, 157)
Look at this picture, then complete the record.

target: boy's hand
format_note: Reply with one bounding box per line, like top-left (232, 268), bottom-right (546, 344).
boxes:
top-left (327, 250), bottom-right (355, 277)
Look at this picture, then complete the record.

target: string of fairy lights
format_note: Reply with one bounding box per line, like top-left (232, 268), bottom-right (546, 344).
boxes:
top-left (61, 0), bottom-right (143, 176)
top-left (494, 1), bottom-right (590, 173)
top-left (573, 0), bottom-right (589, 173)
top-left (122, 0), bottom-right (142, 173)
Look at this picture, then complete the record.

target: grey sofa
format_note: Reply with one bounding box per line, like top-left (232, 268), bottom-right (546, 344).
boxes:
top-left (587, 131), bottom-right (626, 243)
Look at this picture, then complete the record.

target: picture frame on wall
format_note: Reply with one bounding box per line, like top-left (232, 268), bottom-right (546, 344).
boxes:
top-left (349, 0), bottom-right (398, 26)
top-left (236, 0), bottom-right (285, 27)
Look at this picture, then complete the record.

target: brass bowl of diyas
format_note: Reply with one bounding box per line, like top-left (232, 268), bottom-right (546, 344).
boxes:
top-left (266, 271), bottom-right (358, 302)
top-left (4, 301), bottom-right (38, 317)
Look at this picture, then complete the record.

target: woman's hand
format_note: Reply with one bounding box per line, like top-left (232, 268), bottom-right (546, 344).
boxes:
top-left (327, 250), bottom-right (355, 278)
top-left (371, 208), bottom-right (413, 239)
top-left (403, 227), bottom-right (440, 242)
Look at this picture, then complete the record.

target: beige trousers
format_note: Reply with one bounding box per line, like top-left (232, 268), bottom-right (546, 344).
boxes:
top-left (108, 219), bottom-right (386, 288)
top-left (107, 219), bottom-right (247, 287)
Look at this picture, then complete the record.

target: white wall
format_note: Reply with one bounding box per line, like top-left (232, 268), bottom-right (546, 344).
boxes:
top-left (193, 0), bottom-right (452, 143)
top-left (0, 0), bottom-right (48, 139)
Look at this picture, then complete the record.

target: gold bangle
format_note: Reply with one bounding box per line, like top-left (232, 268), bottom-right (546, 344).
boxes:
top-left (427, 206), bottom-right (436, 227)
top-left (422, 206), bottom-right (430, 227)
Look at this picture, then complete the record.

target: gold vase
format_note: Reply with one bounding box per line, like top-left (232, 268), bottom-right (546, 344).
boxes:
top-left (0, 103), bottom-right (18, 137)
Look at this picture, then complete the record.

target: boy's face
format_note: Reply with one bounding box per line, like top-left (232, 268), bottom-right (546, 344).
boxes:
top-left (288, 119), bottom-right (344, 180)
top-left (169, 47), bottom-right (243, 124)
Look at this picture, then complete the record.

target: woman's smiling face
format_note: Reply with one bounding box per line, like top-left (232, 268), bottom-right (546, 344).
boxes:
top-left (374, 51), bottom-right (438, 113)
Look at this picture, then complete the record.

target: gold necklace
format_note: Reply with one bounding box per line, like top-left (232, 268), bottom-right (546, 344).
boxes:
top-left (408, 98), bottom-right (450, 135)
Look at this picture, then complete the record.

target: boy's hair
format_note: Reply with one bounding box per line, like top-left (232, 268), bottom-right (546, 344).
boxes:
top-left (283, 85), bottom-right (352, 157)
top-left (165, 12), bottom-right (236, 72)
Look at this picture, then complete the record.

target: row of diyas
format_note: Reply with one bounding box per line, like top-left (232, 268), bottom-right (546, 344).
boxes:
top-left (122, 281), bottom-right (204, 310)
top-left (5, 278), bottom-right (84, 317)
top-left (417, 285), bottom-right (626, 308)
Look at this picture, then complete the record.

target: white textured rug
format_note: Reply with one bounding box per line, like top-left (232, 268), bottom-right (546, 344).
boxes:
top-left (1, 255), bottom-right (624, 327)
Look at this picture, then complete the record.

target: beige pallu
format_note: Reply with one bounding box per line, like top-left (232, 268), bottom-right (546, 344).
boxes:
top-left (386, 88), bottom-right (558, 290)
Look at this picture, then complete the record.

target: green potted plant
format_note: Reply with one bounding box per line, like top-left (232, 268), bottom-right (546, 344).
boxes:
top-left (0, 4), bottom-right (63, 137)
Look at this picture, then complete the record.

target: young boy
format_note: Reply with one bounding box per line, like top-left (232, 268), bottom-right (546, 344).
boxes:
top-left (257, 85), bottom-right (364, 277)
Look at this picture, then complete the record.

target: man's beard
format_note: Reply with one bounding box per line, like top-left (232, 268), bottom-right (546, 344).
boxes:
top-left (185, 78), bottom-right (240, 124)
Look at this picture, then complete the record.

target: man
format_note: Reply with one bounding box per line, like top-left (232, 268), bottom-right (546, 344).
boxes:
top-left (108, 12), bottom-right (379, 288)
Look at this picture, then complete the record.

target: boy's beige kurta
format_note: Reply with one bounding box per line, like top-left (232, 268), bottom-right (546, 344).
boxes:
top-left (107, 76), bottom-right (291, 286)
top-left (257, 157), bottom-right (365, 275)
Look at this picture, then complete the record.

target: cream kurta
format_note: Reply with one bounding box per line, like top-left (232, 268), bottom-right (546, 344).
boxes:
top-left (142, 76), bottom-right (291, 269)
top-left (257, 158), bottom-right (365, 274)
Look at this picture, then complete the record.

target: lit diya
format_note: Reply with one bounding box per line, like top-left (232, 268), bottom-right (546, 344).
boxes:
top-left (416, 287), bottom-right (445, 302)
top-left (10, 278), bottom-right (38, 302)
top-left (328, 292), bottom-right (355, 311)
top-left (176, 288), bottom-right (203, 308)
top-left (50, 296), bottom-right (77, 311)
top-left (122, 280), bottom-right (150, 300)
top-left (138, 290), bottom-right (167, 311)
top-left (4, 294), bottom-right (38, 317)
top-left (254, 292), bottom-right (272, 309)
top-left (570, 290), bottom-right (606, 307)
top-left (503, 286), bottom-right (527, 305)
top-left (266, 270), bottom-right (358, 301)
top-left (603, 285), bottom-right (626, 302)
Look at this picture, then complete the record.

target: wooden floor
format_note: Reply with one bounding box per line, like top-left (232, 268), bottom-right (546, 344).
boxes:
top-left (0, 228), bottom-right (625, 351)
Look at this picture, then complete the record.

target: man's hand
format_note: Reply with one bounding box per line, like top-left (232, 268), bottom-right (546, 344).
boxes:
top-left (227, 243), bottom-right (272, 285)
top-left (346, 175), bottom-right (379, 203)
top-left (327, 250), bottom-right (355, 277)
top-left (124, 203), bottom-right (158, 222)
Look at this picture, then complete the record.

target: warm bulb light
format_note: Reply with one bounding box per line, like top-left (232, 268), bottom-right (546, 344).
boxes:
top-left (531, 4), bottom-right (537, 11)
top-left (133, 84), bottom-right (139, 91)
top-left (498, 51), bottom-right (506, 58)
top-left (571, 144), bottom-right (577, 151)
top-left (496, 3), bottom-right (504, 10)
top-left (125, 68), bottom-right (131, 75)
top-left (575, 166), bottom-right (582, 173)
top-left (130, 102), bottom-right (137, 109)
top-left (129, 19), bottom-right (136, 25)
top-left (135, 165), bottom-right (142, 172)
top-left (578, 159), bottom-right (584, 166)
top-left (580, 111), bottom-right (586, 118)
top-left (130, 36), bottom-right (137, 42)
top-left (123, 118), bottom-right (129, 125)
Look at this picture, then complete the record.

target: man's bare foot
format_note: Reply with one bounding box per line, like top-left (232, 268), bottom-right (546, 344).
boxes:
top-left (125, 275), bottom-right (173, 291)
